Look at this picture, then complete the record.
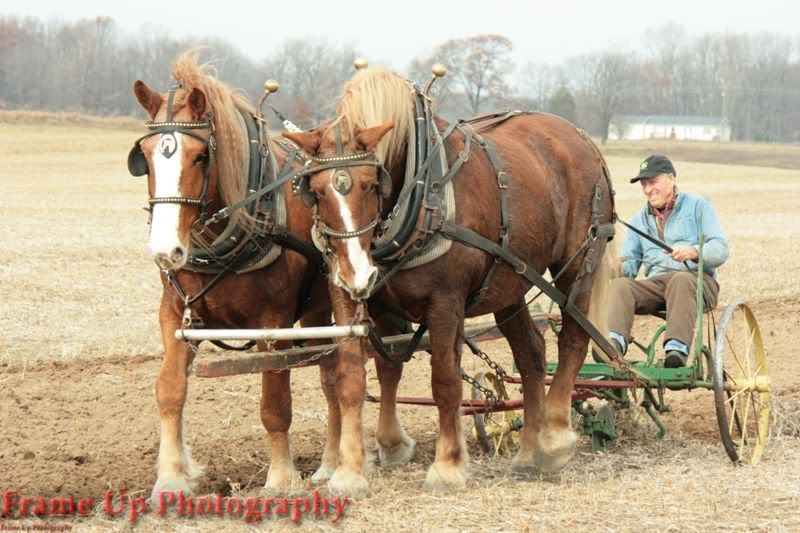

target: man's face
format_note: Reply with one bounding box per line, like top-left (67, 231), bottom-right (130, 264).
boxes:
top-left (639, 173), bottom-right (676, 209)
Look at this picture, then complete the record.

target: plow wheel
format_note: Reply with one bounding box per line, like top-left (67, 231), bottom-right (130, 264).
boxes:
top-left (470, 370), bottom-right (521, 455)
top-left (712, 302), bottom-right (771, 464)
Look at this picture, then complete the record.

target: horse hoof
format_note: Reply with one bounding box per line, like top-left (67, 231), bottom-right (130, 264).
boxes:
top-left (378, 435), bottom-right (417, 468)
top-left (511, 451), bottom-right (537, 475)
top-left (328, 468), bottom-right (369, 497)
top-left (150, 476), bottom-right (195, 504)
top-left (423, 461), bottom-right (467, 493)
top-left (264, 465), bottom-right (302, 490)
top-left (311, 461), bottom-right (337, 482)
top-left (535, 429), bottom-right (577, 473)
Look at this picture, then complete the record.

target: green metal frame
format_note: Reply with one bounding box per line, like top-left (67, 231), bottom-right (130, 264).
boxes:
top-left (547, 225), bottom-right (712, 445)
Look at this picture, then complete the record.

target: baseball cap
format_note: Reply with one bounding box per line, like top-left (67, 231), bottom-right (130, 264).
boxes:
top-left (631, 154), bottom-right (676, 183)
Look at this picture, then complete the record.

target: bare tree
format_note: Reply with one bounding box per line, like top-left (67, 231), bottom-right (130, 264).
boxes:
top-left (411, 34), bottom-right (515, 115)
top-left (262, 38), bottom-right (359, 128)
top-left (568, 48), bottom-right (636, 143)
top-left (520, 62), bottom-right (564, 110)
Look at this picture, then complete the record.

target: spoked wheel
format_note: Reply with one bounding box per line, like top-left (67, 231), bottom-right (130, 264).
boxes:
top-left (470, 370), bottom-right (520, 455)
top-left (712, 302), bottom-right (771, 464)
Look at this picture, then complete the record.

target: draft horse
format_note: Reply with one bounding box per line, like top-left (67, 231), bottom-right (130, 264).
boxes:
top-left (285, 68), bottom-right (618, 492)
top-left (128, 54), bottom-right (415, 498)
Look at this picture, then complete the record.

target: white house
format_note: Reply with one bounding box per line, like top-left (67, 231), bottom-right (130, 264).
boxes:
top-left (608, 115), bottom-right (732, 142)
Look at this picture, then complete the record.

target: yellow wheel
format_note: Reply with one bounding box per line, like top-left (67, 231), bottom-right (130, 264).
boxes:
top-left (470, 370), bottom-right (520, 456)
top-left (712, 302), bottom-right (770, 464)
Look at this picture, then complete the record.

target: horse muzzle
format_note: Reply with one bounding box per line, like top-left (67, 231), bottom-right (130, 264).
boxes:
top-left (152, 245), bottom-right (187, 271)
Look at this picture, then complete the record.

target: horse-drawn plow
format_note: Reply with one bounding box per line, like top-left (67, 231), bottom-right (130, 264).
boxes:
top-left (184, 295), bottom-right (770, 466)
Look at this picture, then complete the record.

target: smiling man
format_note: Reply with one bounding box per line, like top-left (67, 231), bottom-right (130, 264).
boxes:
top-left (601, 155), bottom-right (729, 368)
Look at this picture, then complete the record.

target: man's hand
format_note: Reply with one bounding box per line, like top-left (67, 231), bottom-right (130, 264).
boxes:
top-left (668, 246), bottom-right (699, 262)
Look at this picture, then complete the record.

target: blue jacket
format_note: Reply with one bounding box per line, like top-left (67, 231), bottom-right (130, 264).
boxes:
top-left (621, 191), bottom-right (729, 279)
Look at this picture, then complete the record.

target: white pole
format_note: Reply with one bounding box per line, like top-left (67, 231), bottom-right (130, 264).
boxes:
top-left (175, 325), bottom-right (369, 342)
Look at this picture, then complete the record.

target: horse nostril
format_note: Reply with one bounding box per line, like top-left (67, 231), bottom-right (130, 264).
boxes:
top-left (367, 268), bottom-right (378, 289)
top-left (171, 247), bottom-right (186, 262)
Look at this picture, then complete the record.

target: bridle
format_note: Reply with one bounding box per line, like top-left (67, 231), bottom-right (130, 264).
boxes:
top-left (127, 85), bottom-right (216, 224)
top-left (301, 122), bottom-right (392, 245)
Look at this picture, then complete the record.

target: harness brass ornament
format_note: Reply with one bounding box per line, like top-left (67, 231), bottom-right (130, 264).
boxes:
top-left (332, 169), bottom-right (353, 195)
top-left (159, 133), bottom-right (177, 159)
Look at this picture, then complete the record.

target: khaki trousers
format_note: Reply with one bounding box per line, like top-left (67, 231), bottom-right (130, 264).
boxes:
top-left (607, 272), bottom-right (719, 348)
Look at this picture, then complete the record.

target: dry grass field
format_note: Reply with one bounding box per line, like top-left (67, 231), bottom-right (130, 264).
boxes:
top-left (1, 117), bottom-right (800, 531)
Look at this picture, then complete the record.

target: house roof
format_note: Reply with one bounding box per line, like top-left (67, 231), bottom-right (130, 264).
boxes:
top-left (612, 114), bottom-right (727, 127)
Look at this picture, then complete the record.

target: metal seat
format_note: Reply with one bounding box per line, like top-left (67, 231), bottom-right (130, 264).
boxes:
top-left (651, 305), bottom-right (711, 322)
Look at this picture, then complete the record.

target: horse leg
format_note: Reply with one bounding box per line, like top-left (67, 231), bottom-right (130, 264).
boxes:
top-left (535, 311), bottom-right (589, 473)
top-left (260, 343), bottom-right (301, 490)
top-left (494, 299), bottom-right (547, 473)
top-left (311, 357), bottom-right (341, 482)
top-left (423, 298), bottom-right (468, 492)
top-left (372, 317), bottom-right (416, 467)
top-left (151, 305), bottom-right (204, 500)
top-left (328, 288), bottom-right (369, 495)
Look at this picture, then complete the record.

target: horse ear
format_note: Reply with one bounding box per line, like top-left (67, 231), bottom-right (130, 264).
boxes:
top-left (355, 122), bottom-right (394, 151)
top-left (188, 88), bottom-right (207, 119)
top-left (133, 80), bottom-right (162, 118)
top-left (283, 130), bottom-right (322, 155)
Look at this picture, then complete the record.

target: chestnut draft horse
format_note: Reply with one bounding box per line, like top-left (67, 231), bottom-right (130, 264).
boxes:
top-left (285, 68), bottom-right (618, 492)
top-left (129, 54), bottom-right (416, 499)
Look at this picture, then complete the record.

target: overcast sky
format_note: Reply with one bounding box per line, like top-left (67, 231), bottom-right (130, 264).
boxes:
top-left (7, 0), bottom-right (800, 71)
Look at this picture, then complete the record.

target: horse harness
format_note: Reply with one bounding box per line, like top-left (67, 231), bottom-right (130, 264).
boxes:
top-left (297, 122), bottom-right (393, 249)
top-left (297, 104), bottom-right (620, 364)
top-left (128, 85), bottom-right (325, 348)
top-left (128, 86), bottom-right (216, 224)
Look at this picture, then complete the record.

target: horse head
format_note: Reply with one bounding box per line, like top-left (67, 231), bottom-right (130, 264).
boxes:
top-left (284, 120), bottom-right (394, 299)
top-left (130, 81), bottom-right (218, 271)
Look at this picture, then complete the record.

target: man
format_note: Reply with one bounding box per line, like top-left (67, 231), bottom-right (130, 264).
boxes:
top-left (602, 154), bottom-right (729, 368)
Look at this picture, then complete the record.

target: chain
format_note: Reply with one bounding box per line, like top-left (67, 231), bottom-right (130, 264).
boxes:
top-left (271, 300), bottom-right (372, 373)
top-left (268, 339), bottom-right (348, 373)
top-left (462, 338), bottom-right (515, 419)
top-left (461, 371), bottom-right (498, 416)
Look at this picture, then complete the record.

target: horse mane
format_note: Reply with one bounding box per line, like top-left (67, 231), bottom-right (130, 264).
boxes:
top-left (171, 51), bottom-right (255, 219)
top-left (335, 68), bottom-right (414, 166)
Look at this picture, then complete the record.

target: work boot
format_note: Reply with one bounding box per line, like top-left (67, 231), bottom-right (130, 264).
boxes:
top-left (664, 350), bottom-right (688, 368)
top-left (592, 338), bottom-right (624, 363)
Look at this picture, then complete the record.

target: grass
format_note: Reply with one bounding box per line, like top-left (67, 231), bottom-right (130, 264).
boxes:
top-left (603, 139), bottom-right (800, 171)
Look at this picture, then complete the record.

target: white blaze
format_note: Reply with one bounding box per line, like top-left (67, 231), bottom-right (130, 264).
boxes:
top-left (148, 136), bottom-right (186, 258)
top-left (332, 178), bottom-right (376, 292)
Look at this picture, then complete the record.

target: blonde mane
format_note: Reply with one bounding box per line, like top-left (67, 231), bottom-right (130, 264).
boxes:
top-left (335, 68), bottom-right (415, 166)
top-left (171, 51), bottom-right (255, 221)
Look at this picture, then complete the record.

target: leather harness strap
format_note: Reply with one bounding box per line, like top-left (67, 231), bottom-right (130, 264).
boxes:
top-left (437, 220), bottom-right (624, 366)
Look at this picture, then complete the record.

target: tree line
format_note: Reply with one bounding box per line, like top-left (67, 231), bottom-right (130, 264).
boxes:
top-left (2, 16), bottom-right (799, 142)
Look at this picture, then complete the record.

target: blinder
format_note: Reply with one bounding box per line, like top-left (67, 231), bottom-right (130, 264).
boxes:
top-left (299, 173), bottom-right (316, 208)
top-left (128, 143), bottom-right (149, 176)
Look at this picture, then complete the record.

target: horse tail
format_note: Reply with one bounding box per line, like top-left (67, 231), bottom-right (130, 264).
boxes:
top-left (587, 236), bottom-right (620, 351)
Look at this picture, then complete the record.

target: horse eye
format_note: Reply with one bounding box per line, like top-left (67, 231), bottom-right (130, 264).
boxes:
top-left (193, 153), bottom-right (207, 166)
